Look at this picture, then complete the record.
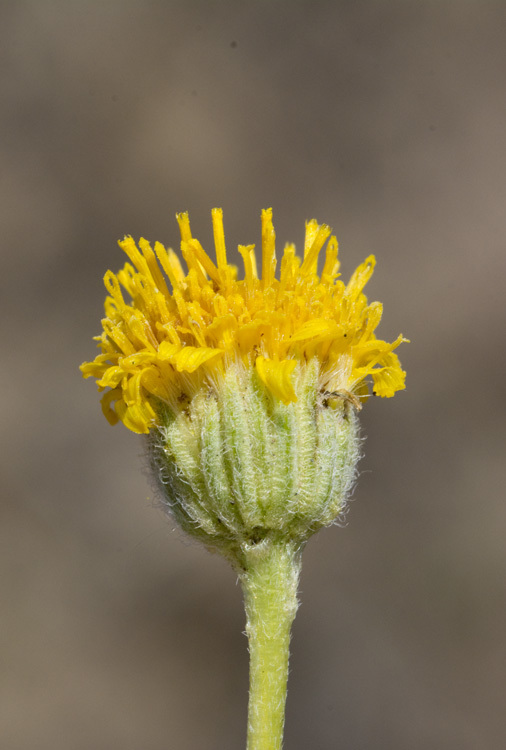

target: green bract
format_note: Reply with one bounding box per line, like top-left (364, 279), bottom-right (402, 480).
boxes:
top-left (149, 358), bottom-right (361, 570)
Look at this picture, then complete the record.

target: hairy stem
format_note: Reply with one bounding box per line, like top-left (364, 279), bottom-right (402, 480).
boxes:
top-left (240, 538), bottom-right (302, 750)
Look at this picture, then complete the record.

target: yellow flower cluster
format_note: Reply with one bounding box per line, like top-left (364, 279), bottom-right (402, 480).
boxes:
top-left (81, 209), bottom-right (406, 433)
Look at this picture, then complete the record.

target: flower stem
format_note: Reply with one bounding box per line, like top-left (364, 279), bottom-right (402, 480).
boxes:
top-left (240, 537), bottom-right (302, 750)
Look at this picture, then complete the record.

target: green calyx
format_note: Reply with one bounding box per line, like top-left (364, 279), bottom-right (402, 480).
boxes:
top-left (148, 358), bottom-right (361, 570)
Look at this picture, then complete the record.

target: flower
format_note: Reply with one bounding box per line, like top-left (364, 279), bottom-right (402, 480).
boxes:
top-left (80, 208), bottom-right (409, 750)
top-left (80, 208), bottom-right (406, 434)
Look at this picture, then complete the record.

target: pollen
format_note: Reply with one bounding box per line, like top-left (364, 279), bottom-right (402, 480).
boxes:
top-left (80, 209), bottom-right (407, 433)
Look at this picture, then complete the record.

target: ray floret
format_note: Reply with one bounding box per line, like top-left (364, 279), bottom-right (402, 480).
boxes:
top-left (81, 209), bottom-right (407, 434)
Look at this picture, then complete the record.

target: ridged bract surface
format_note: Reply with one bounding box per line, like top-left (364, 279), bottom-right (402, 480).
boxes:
top-left (149, 359), bottom-right (361, 567)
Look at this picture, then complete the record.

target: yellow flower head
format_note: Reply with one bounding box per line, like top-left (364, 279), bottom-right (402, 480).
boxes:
top-left (81, 209), bottom-right (407, 434)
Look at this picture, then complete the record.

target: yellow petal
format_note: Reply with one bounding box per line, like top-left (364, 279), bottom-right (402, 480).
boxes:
top-left (118, 236), bottom-right (151, 278)
top-left (138, 238), bottom-right (171, 298)
top-left (300, 223), bottom-right (331, 276)
top-left (100, 388), bottom-right (122, 426)
top-left (124, 370), bottom-right (144, 406)
top-left (140, 366), bottom-right (171, 400)
top-left (154, 241), bottom-right (186, 289)
top-left (157, 341), bottom-right (182, 361)
top-left (371, 352), bottom-right (407, 397)
top-left (345, 255), bottom-right (376, 300)
top-left (103, 271), bottom-right (126, 310)
top-left (97, 366), bottom-right (125, 389)
top-left (172, 346), bottom-right (223, 373)
top-left (115, 399), bottom-right (154, 434)
top-left (238, 244), bottom-right (258, 288)
top-left (121, 352), bottom-right (158, 369)
top-left (183, 238), bottom-right (220, 283)
top-left (360, 301), bottom-right (383, 341)
top-left (255, 356), bottom-right (297, 404)
top-left (261, 208), bottom-right (276, 288)
top-left (212, 208), bottom-right (227, 269)
top-left (236, 320), bottom-right (265, 352)
top-left (176, 211), bottom-right (192, 243)
top-left (321, 235), bottom-right (340, 283)
top-left (289, 319), bottom-right (338, 343)
top-left (80, 359), bottom-right (109, 379)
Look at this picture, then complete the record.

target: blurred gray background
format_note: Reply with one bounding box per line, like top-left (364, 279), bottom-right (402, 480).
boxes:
top-left (1, 2), bottom-right (505, 749)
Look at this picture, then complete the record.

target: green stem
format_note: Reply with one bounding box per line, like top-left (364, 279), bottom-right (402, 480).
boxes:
top-left (240, 537), bottom-right (302, 750)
